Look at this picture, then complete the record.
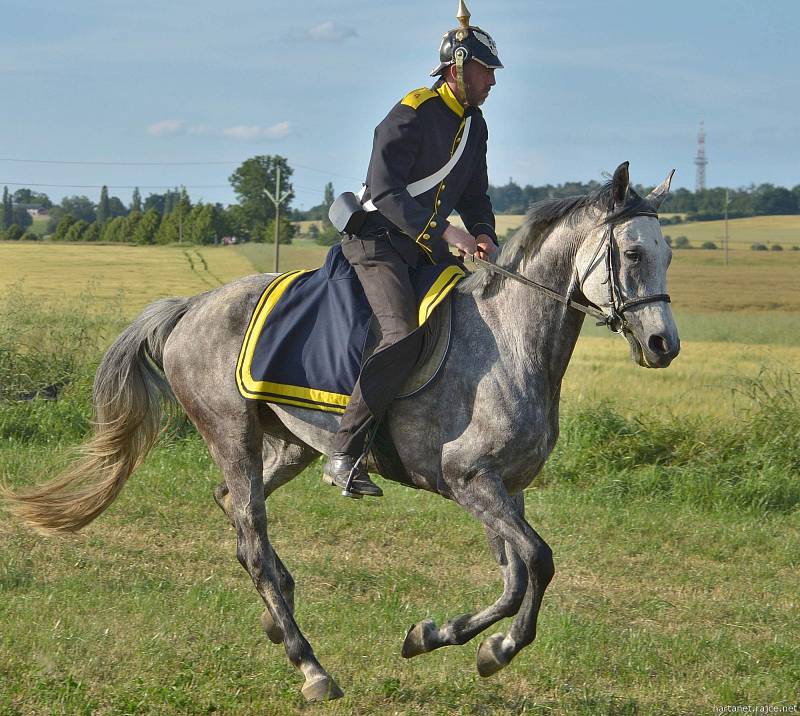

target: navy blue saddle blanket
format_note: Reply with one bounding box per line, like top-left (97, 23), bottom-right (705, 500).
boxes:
top-left (236, 244), bottom-right (464, 414)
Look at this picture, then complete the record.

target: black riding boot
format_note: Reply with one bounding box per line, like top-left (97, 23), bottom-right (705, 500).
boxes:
top-left (322, 453), bottom-right (383, 498)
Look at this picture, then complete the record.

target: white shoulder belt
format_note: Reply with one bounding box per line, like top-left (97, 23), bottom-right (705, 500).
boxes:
top-left (357, 115), bottom-right (472, 212)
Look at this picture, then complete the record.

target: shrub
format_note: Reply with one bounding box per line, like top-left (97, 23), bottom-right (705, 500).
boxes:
top-left (700, 241), bottom-right (717, 250)
top-left (20, 231), bottom-right (39, 241)
top-left (0, 286), bottom-right (124, 441)
top-left (663, 235), bottom-right (672, 246)
top-left (770, 243), bottom-right (783, 251)
top-left (314, 221), bottom-right (341, 247)
top-left (792, 245), bottom-right (800, 251)
top-left (4, 224), bottom-right (23, 241)
top-left (750, 243), bottom-right (768, 251)
top-left (674, 235), bottom-right (691, 249)
top-left (542, 370), bottom-right (800, 514)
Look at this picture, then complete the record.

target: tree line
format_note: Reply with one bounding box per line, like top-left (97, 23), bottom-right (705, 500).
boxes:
top-left (488, 179), bottom-right (800, 221)
top-left (4, 160), bottom-right (800, 244)
top-left (0, 156), bottom-right (304, 245)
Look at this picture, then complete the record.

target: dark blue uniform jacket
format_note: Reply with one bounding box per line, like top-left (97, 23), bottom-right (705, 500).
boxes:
top-left (359, 79), bottom-right (498, 265)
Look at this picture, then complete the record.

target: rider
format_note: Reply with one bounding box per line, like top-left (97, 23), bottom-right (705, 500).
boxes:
top-left (323, 0), bottom-right (502, 497)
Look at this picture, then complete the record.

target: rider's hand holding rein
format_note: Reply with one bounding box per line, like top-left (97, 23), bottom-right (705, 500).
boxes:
top-left (444, 225), bottom-right (498, 260)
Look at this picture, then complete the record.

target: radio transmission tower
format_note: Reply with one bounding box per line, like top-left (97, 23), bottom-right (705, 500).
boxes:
top-left (695, 119), bottom-right (708, 192)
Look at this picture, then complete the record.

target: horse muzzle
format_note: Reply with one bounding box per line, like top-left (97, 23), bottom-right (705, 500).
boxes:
top-left (625, 330), bottom-right (680, 369)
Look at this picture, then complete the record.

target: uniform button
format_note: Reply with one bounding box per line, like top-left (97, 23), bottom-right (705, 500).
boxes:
top-left (422, 233), bottom-right (431, 240)
top-left (430, 221), bottom-right (437, 228)
top-left (441, 183), bottom-right (446, 190)
top-left (437, 199), bottom-right (442, 207)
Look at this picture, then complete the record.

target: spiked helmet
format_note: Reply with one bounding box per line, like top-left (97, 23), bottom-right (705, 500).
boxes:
top-left (430, 0), bottom-right (503, 77)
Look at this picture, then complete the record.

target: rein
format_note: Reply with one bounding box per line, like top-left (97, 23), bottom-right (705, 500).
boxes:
top-left (472, 210), bottom-right (671, 334)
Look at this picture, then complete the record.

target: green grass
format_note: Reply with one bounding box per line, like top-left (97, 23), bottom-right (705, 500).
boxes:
top-left (1, 228), bottom-right (798, 713)
top-left (1, 437), bottom-right (798, 715)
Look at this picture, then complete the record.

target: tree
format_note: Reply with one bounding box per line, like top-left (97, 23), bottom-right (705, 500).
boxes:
top-left (131, 187), bottom-right (142, 213)
top-left (229, 155), bottom-right (295, 240)
top-left (109, 196), bottom-right (128, 218)
top-left (753, 185), bottom-right (797, 215)
top-left (122, 211), bottom-right (142, 242)
top-left (223, 204), bottom-right (251, 241)
top-left (263, 215), bottom-right (296, 245)
top-left (133, 210), bottom-right (161, 245)
top-left (52, 215), bottom-right (76, 241)
top-left (60, 195), bottom-right (96, 223)
top-left (314, 221), bottom-right (341, 246)
top-left (100, 216), bottom-right (126, 242)
top-left (65, 219), bottom-right (89, 242)
top-left (2, 187), bottom-right (11, 229)
top-left (97, 185), bottom-right (111, 224)
top-left (185, 204), bottom-right (220, 244)
top-left (144, 192), bottom-right (166, 215)
top-left (82, 222), bottom-right (101, 242)
top-left (12, 188), bottom-right (52, 208)
top-left (324, 182), bottom-right (335, 207)
top-left (11, 206), bottom-right (32, 230)
top-left (4, 224), bottom-right (23, 241)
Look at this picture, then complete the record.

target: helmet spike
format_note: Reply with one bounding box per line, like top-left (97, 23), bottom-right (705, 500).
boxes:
top-left (456, 0), bottom-right (471, 30)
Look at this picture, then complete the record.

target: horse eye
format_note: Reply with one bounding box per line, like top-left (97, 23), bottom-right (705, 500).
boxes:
top-left (624, 249), bottom-right (640, 262)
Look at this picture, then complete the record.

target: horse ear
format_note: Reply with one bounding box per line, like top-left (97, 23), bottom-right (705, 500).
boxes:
top-left (611, 161), bottom-right (630, 209)
top-left (645, 169), bottom-right (676, 211)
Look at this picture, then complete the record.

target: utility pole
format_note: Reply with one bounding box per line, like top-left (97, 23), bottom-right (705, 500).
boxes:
top-left (264, 165), bottom-right (291, 273)
top-left (724, 189), bottom-right (729, 266)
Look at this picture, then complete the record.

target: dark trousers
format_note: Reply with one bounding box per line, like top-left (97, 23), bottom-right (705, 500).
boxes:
top-left (333, 235), bottom-right (419, 456)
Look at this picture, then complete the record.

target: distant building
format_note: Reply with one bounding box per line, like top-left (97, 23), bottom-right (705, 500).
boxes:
top-left (19, 204), bottom-right (49, 217)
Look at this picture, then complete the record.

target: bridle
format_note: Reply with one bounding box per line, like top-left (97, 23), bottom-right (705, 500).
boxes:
top-left (472, 209), bottom-right (671, 335)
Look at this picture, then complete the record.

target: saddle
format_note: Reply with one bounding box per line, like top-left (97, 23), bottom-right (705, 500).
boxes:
top-left (236, 244), bottom-right (464, 413)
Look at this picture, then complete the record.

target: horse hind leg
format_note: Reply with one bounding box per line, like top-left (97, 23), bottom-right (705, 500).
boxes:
top-left (213, 417), bottom-right (320, 648)
top-left (200, 408), bottom-right (341, 701)
top-left (402, 494), bottom-right (527, 658)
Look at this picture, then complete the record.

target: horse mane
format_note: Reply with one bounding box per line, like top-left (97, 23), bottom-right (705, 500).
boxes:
top-left (459, 180), bottom-right (655, 295)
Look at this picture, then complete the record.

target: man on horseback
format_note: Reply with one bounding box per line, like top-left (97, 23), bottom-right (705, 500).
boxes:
top-left (324, 0), bottom-right (503, 497)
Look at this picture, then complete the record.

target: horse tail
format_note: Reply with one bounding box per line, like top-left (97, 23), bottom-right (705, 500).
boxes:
top-left (2, 297), bottom-right (192, 534)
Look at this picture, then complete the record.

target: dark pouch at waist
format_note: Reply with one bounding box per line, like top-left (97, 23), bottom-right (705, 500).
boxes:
top-left (329, 192), bottom-right (367, 235)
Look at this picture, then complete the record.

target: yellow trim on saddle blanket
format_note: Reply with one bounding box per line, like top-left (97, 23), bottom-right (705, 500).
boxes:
top-left (236, 264), bottom-right (466, 412)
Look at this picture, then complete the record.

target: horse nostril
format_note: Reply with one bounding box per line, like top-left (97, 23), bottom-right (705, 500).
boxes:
top-left (648, 334), bottom-right (669, 355)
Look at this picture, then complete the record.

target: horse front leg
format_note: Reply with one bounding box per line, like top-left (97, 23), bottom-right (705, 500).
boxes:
top-left (452, 472), bottom-right (555, 677)
top-left (402, 493), bottom-right (527, 658)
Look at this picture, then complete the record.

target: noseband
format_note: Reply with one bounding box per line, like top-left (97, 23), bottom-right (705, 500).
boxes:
top-left (472, 209), bottom-right (671, 335)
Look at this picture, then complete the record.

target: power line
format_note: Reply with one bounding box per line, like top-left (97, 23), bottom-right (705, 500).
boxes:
top-left (0, 180), bottom-right (325, 196)
top-left (0, 156), bottom-right (362, 182)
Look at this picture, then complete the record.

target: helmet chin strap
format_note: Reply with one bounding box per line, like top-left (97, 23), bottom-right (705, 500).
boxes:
top-left (454, 47), bottom-right (469, 107)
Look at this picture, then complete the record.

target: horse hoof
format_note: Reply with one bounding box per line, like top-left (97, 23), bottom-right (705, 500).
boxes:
top-left (260, 609), bottom-right (284, 644)
top-left (301, 675), bottom-right (344, 702)
top-left (477, 633), bottom-right (511, 677)
top-left (401, 619), bottom-right (438, 658)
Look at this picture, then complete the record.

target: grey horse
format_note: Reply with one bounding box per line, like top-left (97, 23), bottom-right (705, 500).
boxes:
top-left (4, 162), bottom-right (679, 702)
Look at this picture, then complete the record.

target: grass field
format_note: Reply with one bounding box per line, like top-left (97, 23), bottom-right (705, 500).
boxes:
top-left (2, 445), bottom-right (797, 715)
top-left (1, 221), bottom-right (798, 714)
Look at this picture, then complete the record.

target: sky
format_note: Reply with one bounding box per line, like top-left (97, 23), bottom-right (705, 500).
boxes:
top-left (1, 0), bottom-right (798, 210)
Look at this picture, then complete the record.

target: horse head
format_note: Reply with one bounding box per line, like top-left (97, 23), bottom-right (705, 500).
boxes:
top-left (575, 162), bottom-right (680, 368)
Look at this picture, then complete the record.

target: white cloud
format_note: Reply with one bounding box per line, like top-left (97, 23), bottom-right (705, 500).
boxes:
top-left (284, 21), bottom-right (357, 43)
top-left (146, 120), bottom-right (290, 141)
top-left (307, 21), bottom-right (357, 42)
top-left (220, 121), bottom-right (291, 141)
top-left (146, 119), bottom-right (185, 137)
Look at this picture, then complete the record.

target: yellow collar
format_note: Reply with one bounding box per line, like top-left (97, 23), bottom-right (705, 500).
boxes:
top-left (436, 82), bottom-right (465, 118)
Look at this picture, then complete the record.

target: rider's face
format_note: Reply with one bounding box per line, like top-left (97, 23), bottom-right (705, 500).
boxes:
top-left (464, 61), bottom-right (496, 106)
